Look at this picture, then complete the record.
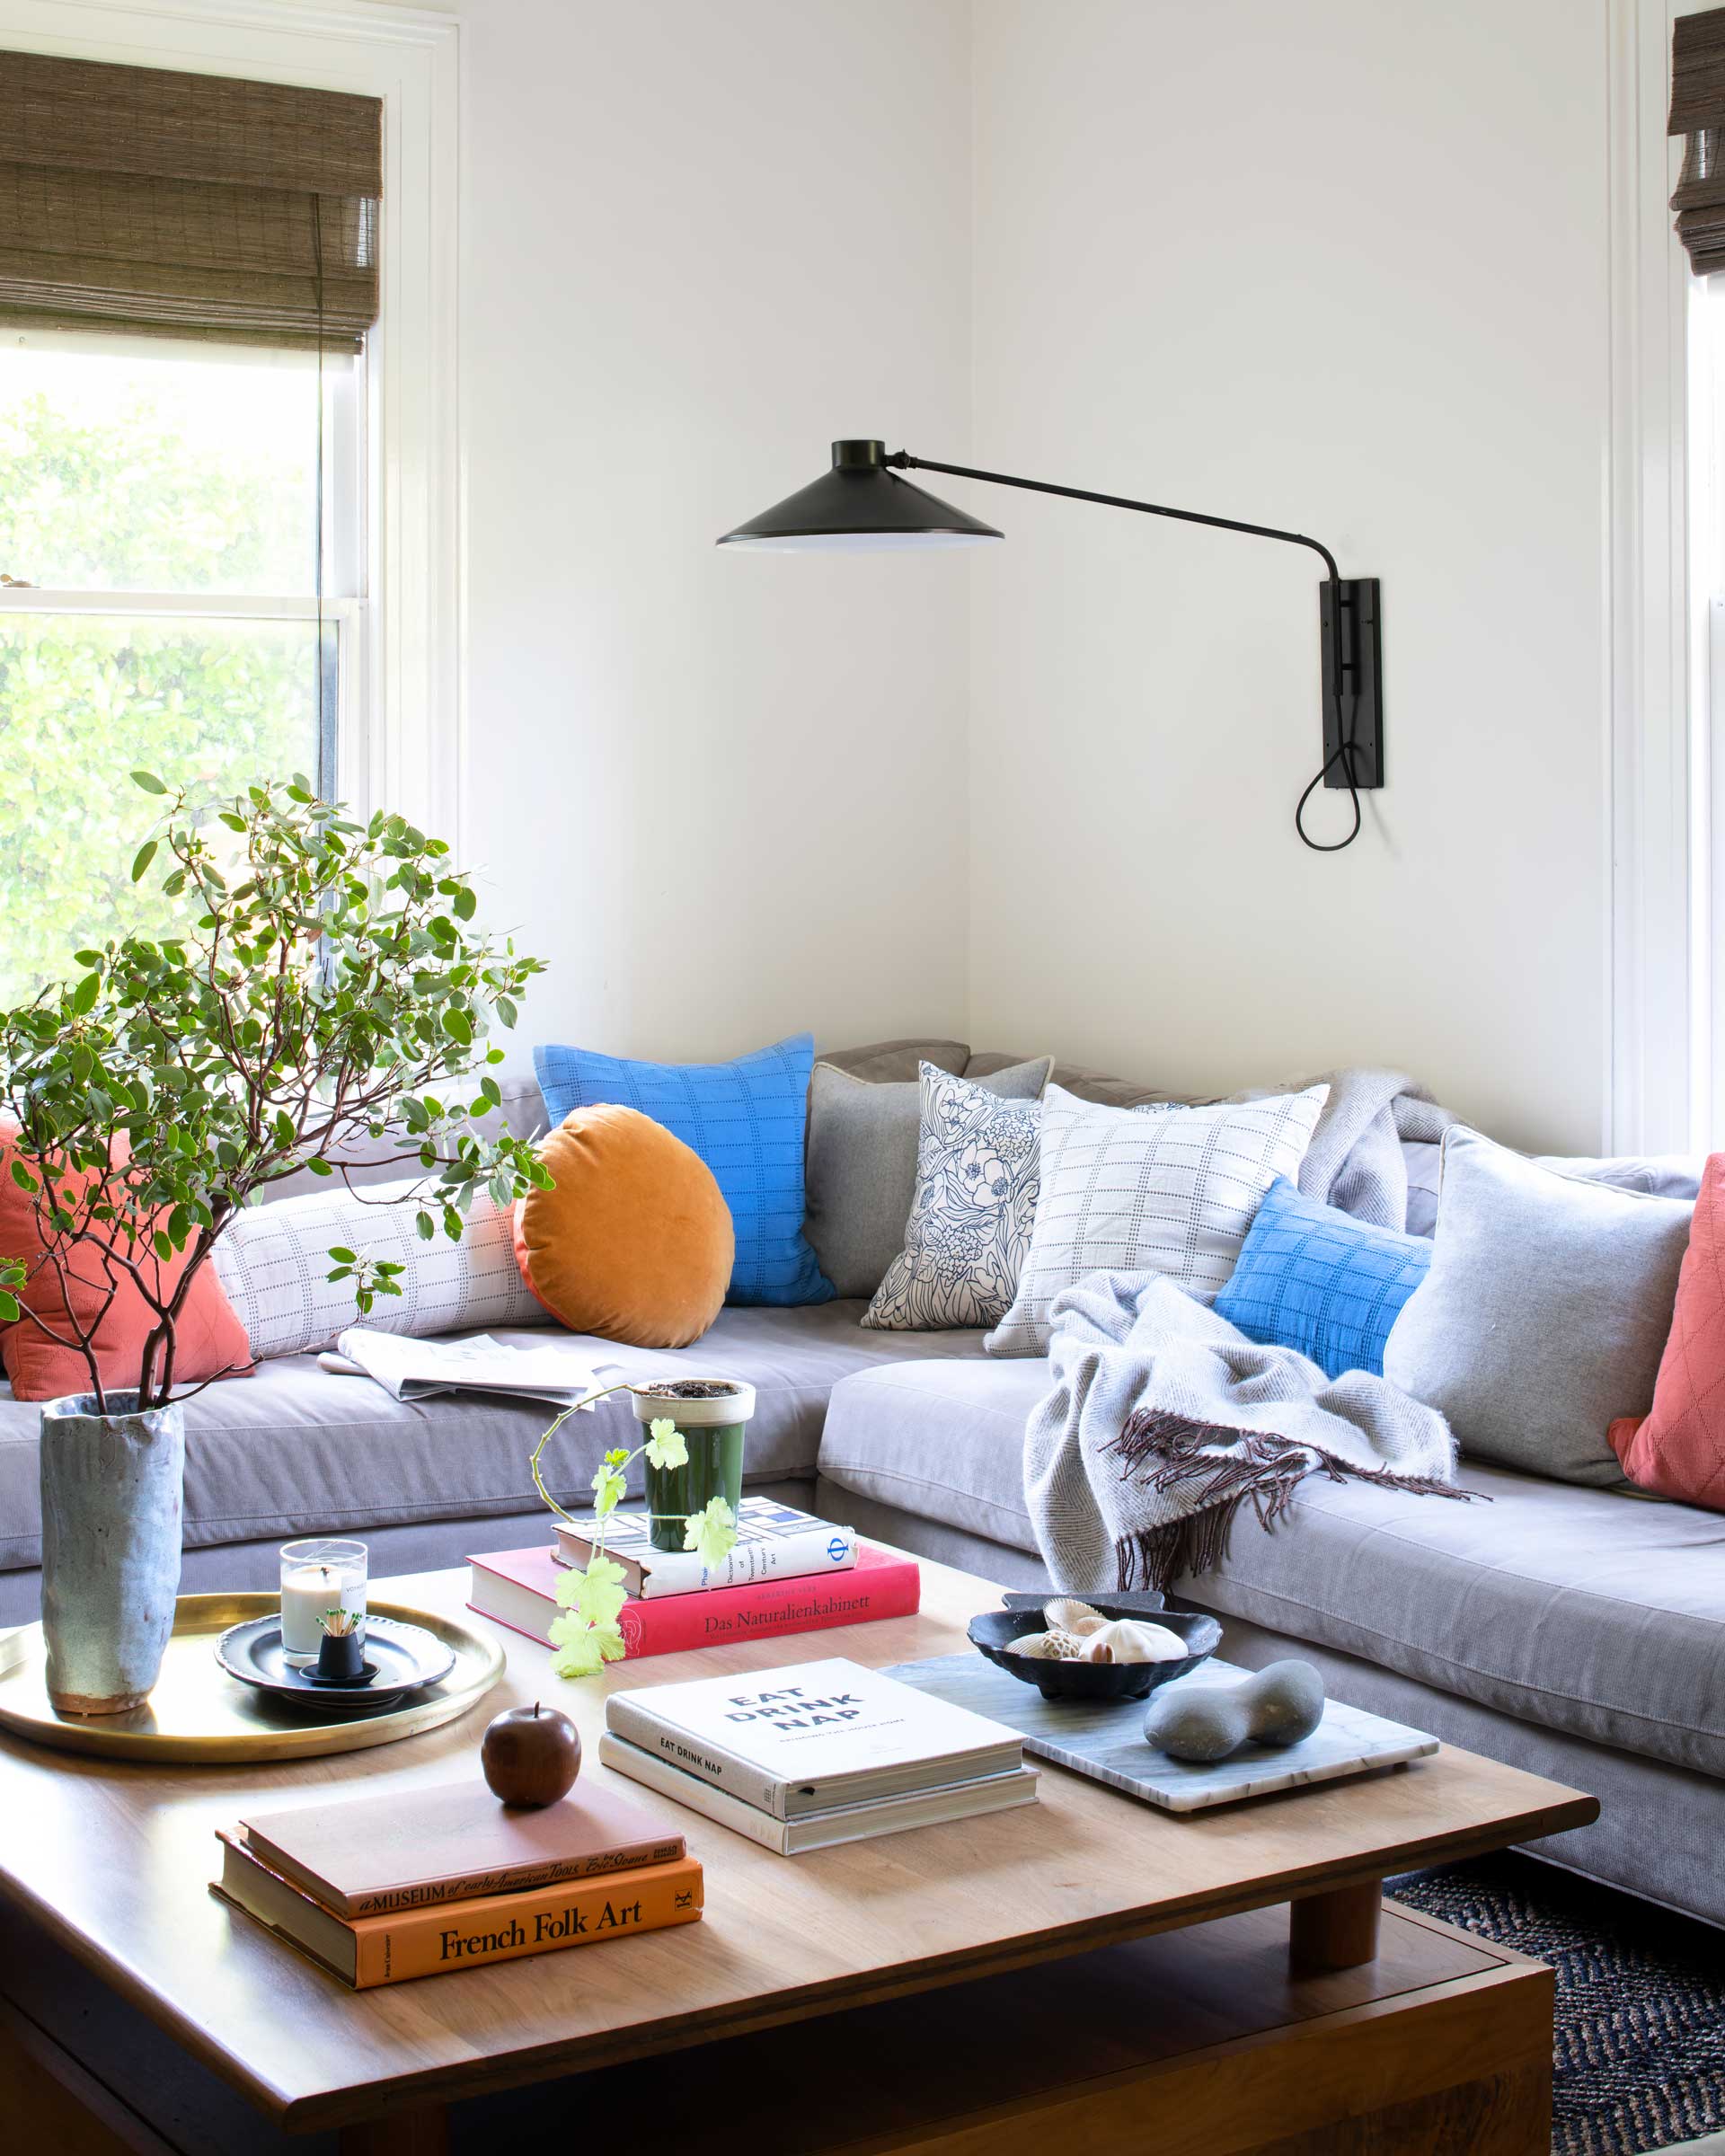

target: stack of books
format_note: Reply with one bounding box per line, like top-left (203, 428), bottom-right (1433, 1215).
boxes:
top-left (469, 1497), bottom-right (920, 1659)
top-left (212, 1777), bottom-right (703, 1987)
top-left (598, 1655), bottom-right (1039, 1854)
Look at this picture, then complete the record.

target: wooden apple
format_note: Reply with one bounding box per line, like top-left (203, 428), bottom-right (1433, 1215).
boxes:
top-left (482, 1700), bottom-right (581, 1807)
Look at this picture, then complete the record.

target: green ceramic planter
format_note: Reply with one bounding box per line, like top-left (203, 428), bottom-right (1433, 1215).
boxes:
top-left (631, 1379), bottom-right (756, 1553)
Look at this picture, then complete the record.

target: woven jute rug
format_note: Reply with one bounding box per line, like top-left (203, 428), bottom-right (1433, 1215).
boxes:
top-left (1388, 1854), bottom-right (1725, 2156)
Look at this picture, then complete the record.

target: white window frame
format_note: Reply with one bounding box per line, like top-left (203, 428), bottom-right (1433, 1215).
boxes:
top-left (0, 0), bottom-right (462, 844)
top-left (1608, 0), bottom-right (1702, 1153)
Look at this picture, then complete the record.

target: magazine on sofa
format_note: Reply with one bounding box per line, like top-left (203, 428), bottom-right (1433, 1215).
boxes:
top-left (328, 1330), bottom-right (621, 1407)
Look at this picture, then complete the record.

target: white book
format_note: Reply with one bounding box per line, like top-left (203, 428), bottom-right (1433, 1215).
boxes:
top-left (604, 1656), bottom-right (1023, 1820)
top-left (553, 1497), bottom-right (859, 1599)
top-left (332, 1329), bottom-right (619, 1407)
top-left (597, 1731), bottom-right (1039, 1854)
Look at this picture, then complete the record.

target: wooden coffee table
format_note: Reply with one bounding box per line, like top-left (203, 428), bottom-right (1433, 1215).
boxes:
top-left (0, 1556), bottom-right (1597, 2156)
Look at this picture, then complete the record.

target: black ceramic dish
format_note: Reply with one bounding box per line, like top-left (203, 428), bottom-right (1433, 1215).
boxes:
top-left (214, 1613), bottom-right (456, 1714)
top-left (968, 1599), bottom-right (1222, 1703)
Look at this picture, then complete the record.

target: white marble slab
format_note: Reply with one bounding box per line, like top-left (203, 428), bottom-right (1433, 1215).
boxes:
top-left (886, 1654), bottom-right (1438, 1814)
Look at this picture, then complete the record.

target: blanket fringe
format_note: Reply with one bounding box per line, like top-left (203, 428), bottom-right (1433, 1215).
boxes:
top-left (1105, 1409), bottom-right (1473, 1595)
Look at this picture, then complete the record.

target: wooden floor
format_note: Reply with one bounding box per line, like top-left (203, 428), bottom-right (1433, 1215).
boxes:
top-left (2, 1892), bottom-right (1554, 2156)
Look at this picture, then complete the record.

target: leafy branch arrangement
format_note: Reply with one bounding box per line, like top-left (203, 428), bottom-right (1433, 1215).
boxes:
top-left (0, 772), bottom-right (548, 1413)
top-left (529, 1394), bottom-right (739, 1676)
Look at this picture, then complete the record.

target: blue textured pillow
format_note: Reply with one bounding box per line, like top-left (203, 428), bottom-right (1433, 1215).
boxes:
top-left (533, 1033), bottom-right (834, 1307)
top-left (1214, 1175), bottom-right (1431, 1379)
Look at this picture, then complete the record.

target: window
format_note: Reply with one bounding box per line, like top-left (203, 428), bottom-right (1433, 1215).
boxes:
top-left (0, 329), bottom-right (365, 1004)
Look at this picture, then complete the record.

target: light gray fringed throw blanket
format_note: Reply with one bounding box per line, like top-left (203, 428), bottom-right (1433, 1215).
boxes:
top-left (1244, 1064), bottom-right (1456, 1229)
top-left (1023, 1274), bottom-right (1465, 1596)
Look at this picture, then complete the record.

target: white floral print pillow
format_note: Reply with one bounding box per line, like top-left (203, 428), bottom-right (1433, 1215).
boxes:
top-left (862, 1064), bottom-right (1041, 1330)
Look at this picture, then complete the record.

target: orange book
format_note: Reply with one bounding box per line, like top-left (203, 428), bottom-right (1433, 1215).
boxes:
top-left (213, 1831), bottom-right (703, 1988)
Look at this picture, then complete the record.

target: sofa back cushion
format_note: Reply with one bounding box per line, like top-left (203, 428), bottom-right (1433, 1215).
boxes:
top-left (1384, 1127), bottom-right (1691, 1486)
top-left (262, 1074), bottom-right (549, 1206)
top-left (807, 1055), bottom-right (1051, 1300)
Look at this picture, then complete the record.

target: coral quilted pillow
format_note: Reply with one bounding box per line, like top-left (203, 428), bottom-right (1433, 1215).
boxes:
top-left (0, 1128), bottom-right (252, 1402)
top-left (1610, 1151), bottom-right (1725, 1509)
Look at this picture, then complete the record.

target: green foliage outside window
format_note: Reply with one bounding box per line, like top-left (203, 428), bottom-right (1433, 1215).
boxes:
top-left (0, 366), bottom-right (324, 1004)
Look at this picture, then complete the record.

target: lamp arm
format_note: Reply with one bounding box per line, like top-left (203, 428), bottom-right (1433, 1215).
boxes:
top-left (886, 452), bottom-right (1341, 584)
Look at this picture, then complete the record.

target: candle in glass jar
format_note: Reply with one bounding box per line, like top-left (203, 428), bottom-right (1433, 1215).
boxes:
top-left (279, 1538), bottom-right (367, 1661)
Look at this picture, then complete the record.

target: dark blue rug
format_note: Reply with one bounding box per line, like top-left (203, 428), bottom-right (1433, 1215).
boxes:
top-left (1389, 1853), bottom-right (1725, 2156)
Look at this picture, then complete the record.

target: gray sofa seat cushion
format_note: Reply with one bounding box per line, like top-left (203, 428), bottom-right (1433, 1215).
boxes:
top-left (820, 1358), bottom-right (1725, 1779)
top-left (1187, 1462), bottom-right (1725, 1779)
top-left (0, 1304), bottom-right (988, 1572)
top-left (818, 1356), bottom-right (1049, 1554)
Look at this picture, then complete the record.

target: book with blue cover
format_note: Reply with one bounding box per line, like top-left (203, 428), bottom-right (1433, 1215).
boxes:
top-left (553, 1494), bottom-right (859, 1599)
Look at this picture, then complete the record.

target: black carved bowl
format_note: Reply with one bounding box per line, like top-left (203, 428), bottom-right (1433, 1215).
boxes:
top-left (967, 1599), bottom-right (1222, 1703)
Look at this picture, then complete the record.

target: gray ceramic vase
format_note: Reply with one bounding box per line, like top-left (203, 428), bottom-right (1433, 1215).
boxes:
top-left (40, 1391), bottom-right (184, 1715)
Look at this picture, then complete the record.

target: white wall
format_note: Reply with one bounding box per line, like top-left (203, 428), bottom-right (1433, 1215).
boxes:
top-left (458, 0), bottom-right (975, 1063)
top-left (967, 0), bottom-right (1613, 1153)
top-left (447, 0), bottom-right (1616, 1149)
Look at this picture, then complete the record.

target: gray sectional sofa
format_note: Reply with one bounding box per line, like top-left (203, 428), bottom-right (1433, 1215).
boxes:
top-left (2, 1043), bottom-right (1721, 1931)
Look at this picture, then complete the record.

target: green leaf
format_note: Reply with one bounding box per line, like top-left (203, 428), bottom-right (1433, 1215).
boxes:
top-left (307, 1158), bottom-right (333, 1178)
top-left (416, 1210), bottom-right (435, 1241)
top-left (452, 887), bottom-right (477, 922)
top-left (327, 1245), bottom-right (358, 1265)
top-left (131, 769), bottom-right (167, 795)
top-left (69, 973), bottom-right (99, 1015)
top-left (130, 840), bottom-right (158, 884)
top-left (440, 1008), bottom-right (473, 1047)
top-left (0, 1293), bottom-right (18, 1325)
top-left (10, 1160), bottom-right (36, 1192)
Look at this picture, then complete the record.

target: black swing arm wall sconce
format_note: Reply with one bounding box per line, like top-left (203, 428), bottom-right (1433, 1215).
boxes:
top-left (718, 439), bottom-right (1382, 853)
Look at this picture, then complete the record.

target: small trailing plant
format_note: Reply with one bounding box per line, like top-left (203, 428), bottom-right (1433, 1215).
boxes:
top-left (529, 1393), bottom-right (739, 1676)
top-left (0, 773), bottom-right (548, 1413)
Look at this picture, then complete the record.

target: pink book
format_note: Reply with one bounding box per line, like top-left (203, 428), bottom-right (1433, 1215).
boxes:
top-left (468, 1541), bottom-right (920, 1658)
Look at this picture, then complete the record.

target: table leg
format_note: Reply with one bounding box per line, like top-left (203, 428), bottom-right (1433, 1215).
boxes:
top-left (339, 2103), bottom-right (450, 2156)
top-left (1288, 1879), bottom-right (1383, 1972)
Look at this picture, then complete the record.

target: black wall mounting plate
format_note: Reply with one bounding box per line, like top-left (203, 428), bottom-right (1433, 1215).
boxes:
top-left (1320, 578), bottom-right (1383, 790)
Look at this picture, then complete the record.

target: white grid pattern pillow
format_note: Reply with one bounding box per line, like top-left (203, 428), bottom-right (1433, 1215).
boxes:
top-left (212, 1177), bottom-right (546, 1362)
top-left (983, 1082), bottom-right (1331, 1356)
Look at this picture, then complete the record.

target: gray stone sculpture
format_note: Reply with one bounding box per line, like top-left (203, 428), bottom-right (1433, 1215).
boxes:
top-left (1143, 1659), bottom-right (1325, 1763)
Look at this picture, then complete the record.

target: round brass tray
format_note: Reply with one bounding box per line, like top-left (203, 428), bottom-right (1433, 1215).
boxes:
top-left (0, 1592), bottom-right (506, 1763)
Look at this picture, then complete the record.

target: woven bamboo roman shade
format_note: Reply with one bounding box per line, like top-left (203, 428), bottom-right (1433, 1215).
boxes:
top-left (0, 51), bottom-right (381, 349)
top-left (1672, 7), bottom-right (1725, 274)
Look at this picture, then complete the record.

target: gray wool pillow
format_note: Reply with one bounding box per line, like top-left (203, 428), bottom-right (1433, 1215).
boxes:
top-left (1383, 1126), bottom-right (1693, 1486)
top-left (802, 1055), bottom-right (1052, 1300)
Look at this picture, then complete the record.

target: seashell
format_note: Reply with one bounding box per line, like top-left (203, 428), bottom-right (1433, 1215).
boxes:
top-left (1077, 1619), bottom-right (1192, 1666)
top-left (1004, 1630), bottom-right (1060, 1659)
top-left (1044, 1597), bottom-right (1108, 1638)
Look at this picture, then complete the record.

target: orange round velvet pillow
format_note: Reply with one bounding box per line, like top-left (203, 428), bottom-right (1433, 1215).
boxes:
top-left (513, 1104), bottom-right (732, 1348)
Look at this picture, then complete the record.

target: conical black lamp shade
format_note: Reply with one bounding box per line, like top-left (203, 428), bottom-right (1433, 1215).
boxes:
top-left (717, 439), bottom-right (1004, 551)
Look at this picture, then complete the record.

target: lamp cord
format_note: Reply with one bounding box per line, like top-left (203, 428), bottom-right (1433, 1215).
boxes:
top-left (1294, 738), bottom-right (1361, 851)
